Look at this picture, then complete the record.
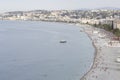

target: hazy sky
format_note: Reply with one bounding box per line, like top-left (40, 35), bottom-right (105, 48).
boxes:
top-left (0, 0), bottom-right (120, 12)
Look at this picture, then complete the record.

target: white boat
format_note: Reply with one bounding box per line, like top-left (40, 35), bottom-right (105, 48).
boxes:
top-left (59, 40), bottom-right (67, 43)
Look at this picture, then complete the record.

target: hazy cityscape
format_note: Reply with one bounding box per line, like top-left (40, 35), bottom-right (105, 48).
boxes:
top-left (0, 8), bottom-right (120, 30)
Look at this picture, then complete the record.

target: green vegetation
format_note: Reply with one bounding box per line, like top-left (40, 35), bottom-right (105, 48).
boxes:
top-left (93, 24), bottom-right (120, 39)
top-left (93, 24), bottom-right (113, 31)
top-left (113, 29), bottom-right (120, 38)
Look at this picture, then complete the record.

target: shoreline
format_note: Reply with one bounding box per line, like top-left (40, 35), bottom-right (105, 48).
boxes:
top-left (79, 24), bottom-right (120, 80)
top-left (80, 26), bottom-right (98, 80)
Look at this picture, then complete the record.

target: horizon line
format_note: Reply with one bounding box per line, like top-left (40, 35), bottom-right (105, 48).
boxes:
top-left (1, 7), bottom-right (120, 13)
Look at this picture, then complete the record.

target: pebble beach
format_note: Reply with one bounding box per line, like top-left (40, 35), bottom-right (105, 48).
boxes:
top-left (79, 24), bottom-right (120, 80)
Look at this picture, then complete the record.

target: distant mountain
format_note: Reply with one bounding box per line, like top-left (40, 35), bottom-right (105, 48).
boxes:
top-left (95, 7), bottom-right (120, 10)
top-left (78, 8), bottom-right (90, 10)
top-left (78, 7), bottom-right (120, 11)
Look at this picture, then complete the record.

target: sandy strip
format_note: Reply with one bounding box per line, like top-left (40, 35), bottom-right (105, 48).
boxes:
top-left (79, 24), bottom-right (120, 80)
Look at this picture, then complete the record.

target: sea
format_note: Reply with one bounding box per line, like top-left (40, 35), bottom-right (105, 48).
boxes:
top-left (0, 20), bottom-right (94, 80)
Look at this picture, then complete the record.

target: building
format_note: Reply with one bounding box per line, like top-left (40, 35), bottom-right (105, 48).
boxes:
top-left (99, 19), bottom-right (113, 25)
top-left (113, 20), bottom-right (120, 29)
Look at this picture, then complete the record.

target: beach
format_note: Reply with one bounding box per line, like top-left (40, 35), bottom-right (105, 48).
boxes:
top-left (79, 24), bottom-right (120, 80)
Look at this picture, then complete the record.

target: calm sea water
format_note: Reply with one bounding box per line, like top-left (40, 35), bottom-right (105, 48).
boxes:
top-left (0, 21), bottom-right (94, 80)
